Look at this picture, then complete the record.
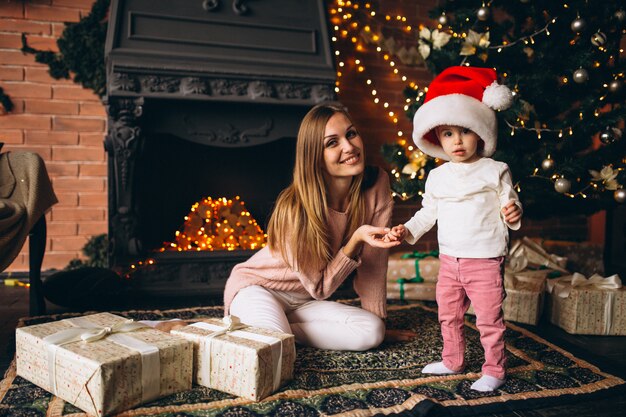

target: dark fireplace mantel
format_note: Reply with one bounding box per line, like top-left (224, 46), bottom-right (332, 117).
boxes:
top-left (104, 0), bottom-right (336, 295)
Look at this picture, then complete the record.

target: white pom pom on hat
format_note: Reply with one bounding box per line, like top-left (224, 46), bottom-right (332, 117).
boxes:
top-left (412, 66), bottom-right (513, 161)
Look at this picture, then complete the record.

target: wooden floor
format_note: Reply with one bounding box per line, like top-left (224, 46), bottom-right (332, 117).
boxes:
top-left (1, 284), bottom-right (625, 417)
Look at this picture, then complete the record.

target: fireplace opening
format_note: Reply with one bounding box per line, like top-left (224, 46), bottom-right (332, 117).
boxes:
top-left (135, 132), bottom-right (296, 252)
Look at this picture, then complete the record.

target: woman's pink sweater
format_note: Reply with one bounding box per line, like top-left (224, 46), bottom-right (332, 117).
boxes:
top-left (223, 168), bottom-right (394, 318)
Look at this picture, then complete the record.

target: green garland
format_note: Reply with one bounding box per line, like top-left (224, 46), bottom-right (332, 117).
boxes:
top-left (0, 86), bottom-right (14, 114)
top-left (21, 0), bottom-right (109, 97)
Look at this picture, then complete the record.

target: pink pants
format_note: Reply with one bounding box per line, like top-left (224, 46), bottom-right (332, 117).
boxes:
top-left (436, 254), bottom-right (507, 379)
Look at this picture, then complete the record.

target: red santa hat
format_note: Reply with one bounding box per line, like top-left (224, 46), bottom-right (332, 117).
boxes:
top-left (412, 66), bottom-right (513, 161)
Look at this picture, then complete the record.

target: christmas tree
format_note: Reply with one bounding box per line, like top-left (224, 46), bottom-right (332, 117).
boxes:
top-left (383, 0), bottom-right (626, 218)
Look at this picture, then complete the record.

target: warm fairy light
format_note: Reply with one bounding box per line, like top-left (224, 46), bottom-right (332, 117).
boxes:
top-left (163, 196), bottom-right (267, 252)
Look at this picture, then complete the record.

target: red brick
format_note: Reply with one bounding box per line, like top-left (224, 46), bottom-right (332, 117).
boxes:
top-left (78, 193), bottom-right (106, 206)
top-left (53, 192), bottom-right (79, 207)
top-left (79, 132), bottom-right (105, 146)
top-left (0, 1), bottom-right (24, 18)
top-left (24, 34), bottom-right (59, 52)
top-left (1, 114), bottom-right (51, 129)
top-left (3, 144), bottom-right (51, 159)
top-left (25, 67), bottom-right (73, 83)
top-left (2, 82), bottom-right (51, 98)
top-left (51, 207), bottom-right (105, 221)
top-left (26, 4), bottom-right (81, 22)
top-left (52, 85), bottom-right (99, 101)
top-left (26, 130), bottom-right (78, 145)
top-left (0, 33), bottom-right (21, 48)
top-left (51, 22), bottom-right (64, 37)
top-left (40, 252), bottom-right (82, 269)
top-left (0, 66), bottom-right (24, 80)
top-left (0, 130), bottom-right (24, 144)
top-left (47, 221), bottom-right (78, 235)
top-left (25, 99), bottom-right (78, 114)
top-left (79, 102), bottom-right (106, 116)
top-left (0, 18), bottom-right (51, 34)
top-left (78, 222), bottom-right (107, 236)
top-left (8, 98), bottom-right (25, 113)
top-left (53, 116), bottom-right (105, 132)
top-left (52, 177), bottom-right (104, 191)
top-left (51, 236), bottom-right (88, 251)
top-left (46, 161), bottom-right (79, 176)
top-left (52, 146), bottom-right (104, 161)
top-left (0, 50), bottom-right (37, 66)
top-left (79, 162), bottom-right (106, 176)
top-left (53, 0), bottom-right (95, 9)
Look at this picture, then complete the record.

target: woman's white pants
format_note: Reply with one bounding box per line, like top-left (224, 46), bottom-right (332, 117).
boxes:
top-left (229, 285), bottom-right (385, 351)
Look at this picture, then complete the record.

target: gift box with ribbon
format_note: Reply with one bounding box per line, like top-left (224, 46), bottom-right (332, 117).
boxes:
top-left (15, 313), bottom-right (193, 417)
top-left (170, 316), bottom-right (295, 401)
top-left (546, 273), bottom-right (625, 335)
top-left (467, 269), bottom-right (550, 325)
top-left (387, 251), bottom-right (440, 284)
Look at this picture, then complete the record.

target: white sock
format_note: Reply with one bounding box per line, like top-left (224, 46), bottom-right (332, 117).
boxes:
top-left (470, 375), bottom-right (505, 392)
top-left (421, 361), bottom-right (462, 375)
top-left (138, 318), bottom-right (183, 327)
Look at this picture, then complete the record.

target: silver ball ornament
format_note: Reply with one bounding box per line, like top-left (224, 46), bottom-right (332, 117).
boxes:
top-left (599, 127), bottom-right (617, 144)
top-left (541, 158), bottom-right (555, 171)
top-left (590, 31), bottom-right (607, 47)
top-left (477, 6), bottom-right (491, 21)
top-left (554, 178), bottom-right (572, 194)
top-left (437, 13), bottom-right (448, 26)
top-left (608, 79), bottom-right (623, 93)
top-left (573, 68), bottom-right (589, 84)
top-left (570, 17), bottom-right (587, 33)
top-left (615, 189), bottom-right (626, 204)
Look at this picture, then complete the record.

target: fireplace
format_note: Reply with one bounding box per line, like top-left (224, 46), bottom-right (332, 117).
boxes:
top-left (104, 0), bottom-right (335, 296)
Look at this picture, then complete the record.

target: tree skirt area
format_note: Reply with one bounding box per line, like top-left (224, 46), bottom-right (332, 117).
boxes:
top-left (1, 302), bottom-right (624, 417)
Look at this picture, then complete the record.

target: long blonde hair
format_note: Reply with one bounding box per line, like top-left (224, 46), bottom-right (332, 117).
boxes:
top-left (267, 103), bottom-right (366, 273)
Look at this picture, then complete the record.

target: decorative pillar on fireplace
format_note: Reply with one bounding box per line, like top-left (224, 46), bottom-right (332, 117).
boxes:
top-left (104, 0), bottom-right (336, 296)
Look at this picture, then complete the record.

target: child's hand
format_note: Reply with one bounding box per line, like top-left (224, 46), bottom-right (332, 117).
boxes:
top-left (384, 224), bottom-right (407, 242)
top-left (502, 201), bottom-right (522, 224)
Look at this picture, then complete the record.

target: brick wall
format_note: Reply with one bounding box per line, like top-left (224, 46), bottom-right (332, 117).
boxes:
top-left (1, 0), bottom-right (106, 272)
top-left (0, 0), bottom-right (597, 273)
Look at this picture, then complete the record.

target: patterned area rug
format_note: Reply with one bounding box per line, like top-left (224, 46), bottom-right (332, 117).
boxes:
top-left (1, 303), bottom-right (624, 417)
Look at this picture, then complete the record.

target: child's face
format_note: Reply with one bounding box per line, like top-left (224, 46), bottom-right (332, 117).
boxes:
top-left (436, 125), bottom-right (481, 163)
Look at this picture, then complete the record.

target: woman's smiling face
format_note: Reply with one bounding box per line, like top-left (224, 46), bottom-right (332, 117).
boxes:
top-left (322, 112), bottom-right (365, 180)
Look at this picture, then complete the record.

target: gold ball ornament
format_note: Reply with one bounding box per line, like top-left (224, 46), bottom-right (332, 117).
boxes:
top-left (573, 68), bottom-right (589, 84)
top-left (615, 9), bottom-right (626, 22)
top-left (570, 17), bottom-right (587, 33)
top-left (615, 189), bottom-right (626, 203)
top-left (541, 157), bottom-right (555, 171)
top-left (554, 177), bottom-right (572, 194)
top-left (608, 79), bottom-right (623, 93)
top-left (590, 31), bottom-right (607, 47)
top-left (477, 6), bottom-right (491, 21)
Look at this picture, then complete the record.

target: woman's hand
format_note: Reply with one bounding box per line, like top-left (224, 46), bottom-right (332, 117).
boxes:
top-left (343, 225), bottom-right (401, 259)
top-left (384, 329), bottom-right (417, 342)
top-left (502, 201), bottom-right (522, 224)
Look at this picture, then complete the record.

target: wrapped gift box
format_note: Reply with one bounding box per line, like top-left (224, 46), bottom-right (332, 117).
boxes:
top-left (387, 251), bottom-right (440, 284)
top-left (467, 269), bottom-right (549, 325)
top-left (387, 281), bottom-right (437, 301)
top-left (546, 273), bottom-right (626, 335)
top-left (15, 313), bottom-right (193, 417)
top-left (171, 316), bottom-right (295, 401)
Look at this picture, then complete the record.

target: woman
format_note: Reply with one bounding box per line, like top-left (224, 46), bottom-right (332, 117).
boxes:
top-left (223, 103), bottom-right (401, 351)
